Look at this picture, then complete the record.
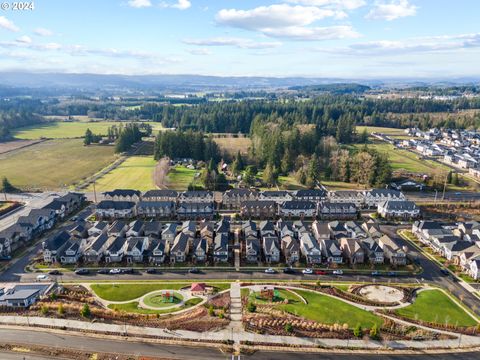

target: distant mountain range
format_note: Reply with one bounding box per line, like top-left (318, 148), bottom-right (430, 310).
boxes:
top-left (0, 71), bottom-right (479, 94)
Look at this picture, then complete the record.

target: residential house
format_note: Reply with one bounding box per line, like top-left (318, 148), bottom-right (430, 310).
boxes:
top-left (339, 238), bottom-right (365, 264)
top-left (199, 222), bottom-right (215, 246)
top-left (59, 238), bottom-right (86, 265)
top-left (299, 233), bottom-right (322, 264)
top-left (107, 221), bottom-right (128, 238)
top-left (143, 221), bottom-right (163, 238)
top-left (126, 220), bottom-right (144, 237)
top-left (162, 223), bottom-right (178, 245)
top-left (181, 221), bottom-right (197, 237)
top-left (103, 189), bottom-right (141, 202)
top-left (83, 233), bottom-right (111, 263)
top-left (294, 189), bottom-right (326, 202)
top-left (327, 191), bottom-right (365, 207)
top-left (378, 235), bottom-right (407, 266)
top-left (124, 237), bottom-right (149, 263)
top-left (179, 191), bottom-right (214, 203)
top-left (311, 221), bottom-right (331, 242)
top-left (142, 190), bottom-right (178, 202)
top-left (321, 239), bottom-right (343, 264)
top-left (259, 191), bottom-right (293, 204)
top-left (87, 221), bottom-right (108, 237)
top-left (213, 233), bottom-right (229, 263)
top-left (378, 200), bottom-right (420, 219)
top-left (279, 201), bottom-right (316, 218)
top-left (192, 238), bottom-right (208, 262)
top-left (222, 189), bottom-right (259, 209)
top-left (95, 201), bottom-right (136, 219)
top-left (136, 201), bottom-right (175, 218)
top-left (170, 232), bottom-right (190, 263)
top-left (281, 235), bottom-right (300, 264)
top-left (259, 220), bottom-right (276, 238)
top-left (147, 239), bottom-right (169, 264)
top-left (364, 189), bottom-right (405, 208)
top-left (104, 237), bottom-right (126, 263)
top-left (469, 258), bottom-right (480, 280)
top-left (360, 237), bottom-right (384, 264)
top-left (242, 221), bottom-right (258, 238)
top-left (177, 202), bottom-right (214, 220)
top-left (42, 231), bottom-right (71, 263)
top-left (262, 236), bottom-right (280, 263)
top-left (240, 201), bottom-right (277, 219)
top-left (318, 202), bottom-right (358, 220)
top-left (216, 218), bottom-right (230, 236)
top-left (245, 237), bottom-right (261, 263)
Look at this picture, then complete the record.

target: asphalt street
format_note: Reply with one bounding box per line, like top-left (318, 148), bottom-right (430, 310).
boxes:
top-left (0, 328), bottom-right (479, 360)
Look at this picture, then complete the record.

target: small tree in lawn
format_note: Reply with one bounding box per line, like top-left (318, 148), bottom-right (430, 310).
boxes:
top-left (80, 303), bottom-right (91, 318)
top-left (369, 323), bottom-right (379, 340)
top-left (58, 303), bottom-right (65, 316)
top-left (353, 323), bottom-right (363, 338)
top-left (247, 302), bottom-right (256, 313)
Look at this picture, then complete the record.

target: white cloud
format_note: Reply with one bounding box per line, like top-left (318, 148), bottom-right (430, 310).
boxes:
top-left (285, 0), bottom-right (366, 10)
top-left (183, 37), bottom-right (282, 49)
top-left (264, 25), bottom-right (359, 41)
top-left (187, 48), bottom-right (212, 56)
top-left (16, 35), bottom-right (32, 44)
top-left (216, 4), bottom-right (341, 30)
top-left (0, 16), bottom-right (19, 32)
top-left (128, 0), bottom-right (152, 8)
top-left (160, 0), bottom-right (191, 10)
top-left (366, 0), bottom-right (417, 21)
top-left (314, 33), bottom-right (480, 55)
top-left (34, 28), bottom-right (54, 37)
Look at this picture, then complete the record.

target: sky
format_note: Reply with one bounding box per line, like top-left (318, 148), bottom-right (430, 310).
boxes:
top-left (0, 0), bottom-right (479, 78)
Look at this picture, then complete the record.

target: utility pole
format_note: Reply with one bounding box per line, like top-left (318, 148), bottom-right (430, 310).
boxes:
top-left (441, 172), bottom-right (448, 201)
top-left (93, 179), bottom-right (97, 203)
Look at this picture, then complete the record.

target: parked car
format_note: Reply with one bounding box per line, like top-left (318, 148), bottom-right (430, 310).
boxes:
top-left (146, 268), bottom-right (157, 274)
top-left (388, 271), bottom-right (397, 277)
top-left (371, 271), bottom-right (380, 276)
top-left (315, 270), bottom-right (327, 275)
top-left (283, 267), bottom-right (295, 274)
top-left (48, 270), bottom-right (62, 275)
top-left (36, 274), bottom-right (49, 281)
top-left (332, 270), bottom-right (343, 275)
top-left (97, 268), bottom-right (109, 274)
top-left (122, 268), bottom-right (134, 274)
top-left (302, 268), bottom-right (313, 275)
top-left (188, 267), bottom-right (200, 274)
top-left (109, 268), bottom-right (122, 275)
top-left (264, 268), bottom-right (276, 274)
top-left (74, 268), bottom-right (89, 275)
top-left (440, 268), bottom-right (450, 276)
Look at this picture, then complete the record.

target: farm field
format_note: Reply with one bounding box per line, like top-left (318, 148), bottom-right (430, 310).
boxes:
top-left (213, 136), bottom-right (251, 156)
top-left (166, 165), bottom-right (199, 190)
top-left (0, 139), bottom-right (44, 154)
top-left (86, 156), bottom-right (156, 192)
top-left (0, 139), bottom-right (116, 190)
top-left (13, 120), bottom-right (164, 140)
top-left (395, 289), bottom-right (478, 327)
top-left (276, 289), bottom-right (383, 329)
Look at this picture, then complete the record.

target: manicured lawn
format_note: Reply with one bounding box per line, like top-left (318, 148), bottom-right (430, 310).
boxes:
top-left (108, 297), bottom-right (203, 315)
top-left (277, 289), bottom-right (383, 329)
top-left (86, 156), bottom-right (156, 192)
top-left (0, 139), bottom-right (116, 190)
top-left (249, 289), bottom-right (303, 304)
top-left (166, 165), bottom-right (198, 190)
top-left (13, 120), bottom-right (163, 139)
top-left (278, 175), bottom-right (308, 190)
top-left (143, 291), bottom-right (184, 308)
top-left (395, 289), bottom-right (478, 327)
top-left (91, 282), bottom-right (230, 302)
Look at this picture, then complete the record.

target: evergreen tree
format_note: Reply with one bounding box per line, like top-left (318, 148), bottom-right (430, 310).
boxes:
top-left (84, 128), bottom-right (93, 145)
top-left (1, 177), bottom-right (17, 193)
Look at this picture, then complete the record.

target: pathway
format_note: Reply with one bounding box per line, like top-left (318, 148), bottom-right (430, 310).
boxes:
top-left (227, 281), bottom-right (243, 354)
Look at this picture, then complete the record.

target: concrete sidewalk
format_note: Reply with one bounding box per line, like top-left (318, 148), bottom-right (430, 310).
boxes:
top-left (0, 315), bottom-right (479, 350)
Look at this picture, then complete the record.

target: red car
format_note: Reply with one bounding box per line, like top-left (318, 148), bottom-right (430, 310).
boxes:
top-left (315, 270), bottom-right (327, 275)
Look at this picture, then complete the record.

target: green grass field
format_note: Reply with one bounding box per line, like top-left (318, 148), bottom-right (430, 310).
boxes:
top-left (91, 282), bottom-right (230, 302)
top-left (353, 143), bottom-right (451, 174)
top-left (143, 291), bottom-right (184, 308)
top-left (0, 139), bottom-right (116, 190)
top-left (108, 297), bottom-right (203, 315)
top-left (87, 156), bottom-right (156, 192)
top-left (395, 289), bottom-right (478, 327)
top-left (13, 120), bottom-right (164, 140)
top-left (166, 165), bottom-right (198, 190)
top-left (356, 126), bottom-right (408, 137)
top-left (249, 289), bottom-right (303, 304)
top-left (277, 289), bottom-right (383, 329)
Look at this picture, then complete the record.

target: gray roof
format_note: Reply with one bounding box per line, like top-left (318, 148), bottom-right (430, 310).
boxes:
top-left (97, 200), bottom-right (136, 210)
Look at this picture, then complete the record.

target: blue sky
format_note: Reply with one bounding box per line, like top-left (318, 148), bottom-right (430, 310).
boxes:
top-left (0, 0), bottom-right (479, 78)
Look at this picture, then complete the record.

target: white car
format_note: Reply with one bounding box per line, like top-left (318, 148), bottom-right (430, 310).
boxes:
top-left (36, 274), bottom-right (49, 281)
top-left (302, 268), bottom-right (313, 275)
top-left (264, 268), bottom-right (276, 274)
top-left (109, 268), bottom-right (122, 275)
top-left (332, 270), bottom-right (343, 275)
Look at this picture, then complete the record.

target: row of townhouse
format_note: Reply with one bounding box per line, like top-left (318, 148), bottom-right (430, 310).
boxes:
top-left (240, 219), bottom-right (407, 266)
top-left (0, 193), bottom-right (86, 257)
top-left (101, 188), bottom-right (407, 210)
top-left (42, 218), bottom-right (233, 265)
top-left (412, 220), bottom-right (480, 279)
